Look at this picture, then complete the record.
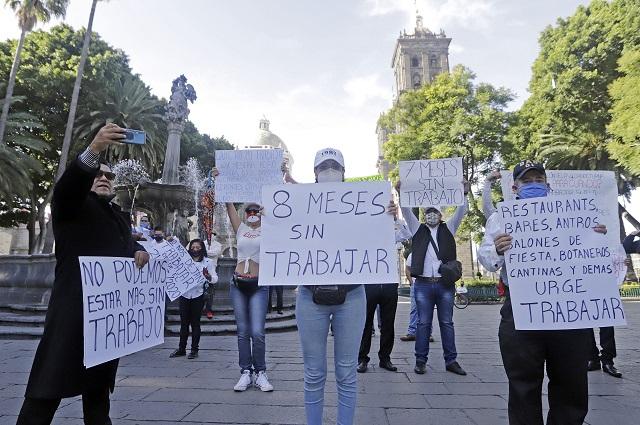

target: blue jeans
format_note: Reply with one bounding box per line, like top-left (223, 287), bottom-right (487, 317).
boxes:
top-left (407, 283), bottom-right (418, 336)
top-left (296, 285), bottom-right (366, 425)
top-left (414, 279), bottom-right (457, 365)
top-left (230, 284), bottom-right (269, 372)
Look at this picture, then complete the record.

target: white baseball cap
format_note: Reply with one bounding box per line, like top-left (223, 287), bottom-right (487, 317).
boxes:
top-left (314, 148), bottom-right (345, 169)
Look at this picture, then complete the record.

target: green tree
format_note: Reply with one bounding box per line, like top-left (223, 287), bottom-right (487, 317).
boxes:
top-left (0, 0), bottom-right (69, 145)
top-left (73, 75), bottom-right (167, 177)
top-left (180, 120), bottom-right (233, 171)
top-left (608, 49), bottom-right (640, 175)
top-left (380, 65), bottom-right (515, 239)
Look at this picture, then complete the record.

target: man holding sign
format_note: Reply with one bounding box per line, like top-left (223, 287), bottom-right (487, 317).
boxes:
top-left (478, 161), bottom-right (619, 425)
top-left (17, 124), bottom-right (150, 425)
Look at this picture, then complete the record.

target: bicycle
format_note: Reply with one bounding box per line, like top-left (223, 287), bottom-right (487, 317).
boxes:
top-left (454, 292), bottom-right (470, 309)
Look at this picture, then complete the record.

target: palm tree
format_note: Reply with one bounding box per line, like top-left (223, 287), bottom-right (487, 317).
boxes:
top-left (73, 75), bottom-right (167, 174)
top-left (0, 0), bottom-right (69, 145)
top-left (56, 0), bottom-right (103, 180)
top-left (0, 92), bottom-right (46, 201)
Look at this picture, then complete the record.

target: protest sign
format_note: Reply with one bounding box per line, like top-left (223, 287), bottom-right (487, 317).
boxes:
top-left (138, 239), bottom-right (206, 301)
top-left (497, 195), bottom-right (627, 330)
top-left (500, 169), bottom-right (620, 238)
top-left (80, 256), bottom-right (166, 368)
top-left (399, 158), bottom-right (464, 208)
top-left (215, 148), bottom-right (284, 203)
top-left (259, 181), bottom-right (398, 286)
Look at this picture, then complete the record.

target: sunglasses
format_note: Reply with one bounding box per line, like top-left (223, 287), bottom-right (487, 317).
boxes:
top-left (245, 208), bottom-right (260, 214)
top-left (96, 170), bottom-right (116, 181)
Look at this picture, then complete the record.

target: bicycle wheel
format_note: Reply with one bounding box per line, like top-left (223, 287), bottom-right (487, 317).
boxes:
top-left (454, 294), bottom-right (470, 309)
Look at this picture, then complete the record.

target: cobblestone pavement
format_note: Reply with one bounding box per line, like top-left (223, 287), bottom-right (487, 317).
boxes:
top-left (1, 300), bottom-right (638, 424)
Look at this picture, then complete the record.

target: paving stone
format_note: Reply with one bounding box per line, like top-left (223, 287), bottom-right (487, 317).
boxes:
top-left (0, 302), bottom-right (638, 424)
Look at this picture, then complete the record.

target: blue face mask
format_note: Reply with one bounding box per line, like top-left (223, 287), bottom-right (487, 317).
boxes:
top-left (517, 182), bottom-right (549, 199)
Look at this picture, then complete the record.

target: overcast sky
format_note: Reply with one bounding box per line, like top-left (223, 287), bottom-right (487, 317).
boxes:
top-left (4, 0), bottom-right (639, 226)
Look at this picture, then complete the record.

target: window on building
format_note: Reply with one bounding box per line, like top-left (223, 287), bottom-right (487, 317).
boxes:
top-left (430, 55), bottom-right (438, 68)
top-left (411, 56), bottom-right (420, 67)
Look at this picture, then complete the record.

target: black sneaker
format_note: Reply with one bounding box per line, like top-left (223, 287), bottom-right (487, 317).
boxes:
top-left (187, 350), bottom-right (199, 359)
top-left (170, 349), bottom-right (186, 358)
top-left (414, 362), bottom-right (426, 374)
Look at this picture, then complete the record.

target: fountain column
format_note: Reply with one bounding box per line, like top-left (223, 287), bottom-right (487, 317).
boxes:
top-left (162, 121), bottom-right (185, 184)
top-left (161, 75), bottom-right (197, 185)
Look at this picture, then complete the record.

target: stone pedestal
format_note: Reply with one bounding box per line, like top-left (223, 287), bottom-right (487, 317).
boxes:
top-left (161, 121), bottom-right (184, 185)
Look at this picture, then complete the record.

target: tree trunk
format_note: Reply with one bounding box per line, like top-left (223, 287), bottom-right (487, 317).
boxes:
top-left (0, 28), bottom-right (27, 145)
top-left (56, 0), bottom-right (99, 180)
top-left (39, 187), bottom-right (55, 253)
top-left (27, 198), bottom-right (37, 254)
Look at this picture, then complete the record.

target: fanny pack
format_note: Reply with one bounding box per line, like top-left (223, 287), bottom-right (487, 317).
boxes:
top-left (233, 273), bottom-right (259, 295)
top-left (311, 285), bottom-right (347, 306)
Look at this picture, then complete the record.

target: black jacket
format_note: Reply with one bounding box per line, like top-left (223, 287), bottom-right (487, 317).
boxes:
top-left (25, 158), bottom-right (144, 399)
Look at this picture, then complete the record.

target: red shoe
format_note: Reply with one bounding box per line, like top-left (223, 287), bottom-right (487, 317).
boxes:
top-left (206, 311), bottom-right (213, 319)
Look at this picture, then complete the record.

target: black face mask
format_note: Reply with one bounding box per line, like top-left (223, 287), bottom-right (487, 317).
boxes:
top-left (153, 235), bottom-right (164, 242)
top-left (189, 249), bottom-right (202, 259)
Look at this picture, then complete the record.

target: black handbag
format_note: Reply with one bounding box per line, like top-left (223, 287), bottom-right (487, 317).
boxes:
top-left (426, 232), bottom-right (462, 285)
top-left (311, 285), bottom-right (348, 305)
top-left (233, 273), bottom-right (259, 295)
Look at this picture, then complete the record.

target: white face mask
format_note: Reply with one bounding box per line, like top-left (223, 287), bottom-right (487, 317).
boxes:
top-left (316, 169), bottom-right (343, 183)
top-left (246, 215), bottom-right (260, 224)
top-left (425, 212), bottom-right (440, 227)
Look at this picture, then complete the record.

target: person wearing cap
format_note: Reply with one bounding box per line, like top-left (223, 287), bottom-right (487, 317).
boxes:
top-left (296, 147), bottom-right (397, 425)
top-left (213, 164), bottom-right (275, 393)
top-left (478, 160), bottom-right (609, 425)
top-left (397, 179), bottom-right (470, 376)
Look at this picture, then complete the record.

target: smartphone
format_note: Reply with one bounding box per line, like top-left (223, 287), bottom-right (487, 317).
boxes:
top-left (123, 129), bottom-right (146, 145)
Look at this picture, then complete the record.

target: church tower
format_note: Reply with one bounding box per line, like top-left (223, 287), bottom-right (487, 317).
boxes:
top-left (377, 13), bottom-right (452, 177)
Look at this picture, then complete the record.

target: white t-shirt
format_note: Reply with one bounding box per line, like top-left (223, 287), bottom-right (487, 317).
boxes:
top-left (205, 239), bottom-right (222, 268)
top-left (237, 223), bottom-right (261, 273)
top-left (181, 257), bottom-right (217, 299)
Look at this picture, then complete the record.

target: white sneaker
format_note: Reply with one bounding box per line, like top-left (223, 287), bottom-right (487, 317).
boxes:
top-left (233, 370), bottom-right (252, 392)
top-left (254, 371), bottom-right (274, 392)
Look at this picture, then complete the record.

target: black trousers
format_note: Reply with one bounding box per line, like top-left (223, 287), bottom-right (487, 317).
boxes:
top-left (179, 295), bottom-right (205, 351)
top-left (358, 283), bottom-right (398, 363)
top-left (499, 297), bottom-right (590, 425)
top-left (268, 286), bottom-right (283, 311)
top-left (589, 327), bottom-right (616, 364)
top-left (17, 387), bottom-right (111, 425)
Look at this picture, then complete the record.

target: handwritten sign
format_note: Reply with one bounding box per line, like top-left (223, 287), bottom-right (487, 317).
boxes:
top-left (497, 195), bottom-right (626, 330)
top-left (138, 239), bottom-right (206, 301)
top-left (259, 181), bottom-right (398, 286)
top-left (215, 149), bottom-right (284, 203)
top-left (399, 158), bottom-right (464, 207)
top-left (80, 256), bottom-right (166, 367)
top-left (500, 170), bottom-right (620, 236)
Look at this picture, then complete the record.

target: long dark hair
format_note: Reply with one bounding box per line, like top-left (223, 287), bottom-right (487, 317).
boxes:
top-left (187, 238), bottom-right (207, 261)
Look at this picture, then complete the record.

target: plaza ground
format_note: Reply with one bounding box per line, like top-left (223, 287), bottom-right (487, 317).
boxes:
top-left (0, 300), bottom-right (638, 424)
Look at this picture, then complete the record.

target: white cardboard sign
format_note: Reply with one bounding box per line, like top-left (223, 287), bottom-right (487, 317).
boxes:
top-left (500, 169), bottom-right (620, 239)
top-left (215, 149), bottom-right (284, 203)
top-left (399, 158), bottom-right (464, 208)
top-left (80, 256), bottom-right (166, 368)
top-left (497, 195), bottom-right (627, 330)
top-left (138, 239), bottom-right (207, 301)
top-left (259, 181), bottom-right (399, 286)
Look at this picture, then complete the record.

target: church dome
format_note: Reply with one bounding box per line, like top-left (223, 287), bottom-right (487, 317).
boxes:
top-left (255, 118), bottom-right (289, 151)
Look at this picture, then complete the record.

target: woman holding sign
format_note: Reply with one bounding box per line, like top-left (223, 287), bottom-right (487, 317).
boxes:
top-left (213, 168), bottom-right (274, 393)
top-left (169, 239), bottom-right (217, 360)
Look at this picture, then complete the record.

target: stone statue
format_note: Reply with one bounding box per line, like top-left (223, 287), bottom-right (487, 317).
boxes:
top-left (172, 209), bottom-right (192, 247)
top-left (165, 75), bottom-right (197, 124)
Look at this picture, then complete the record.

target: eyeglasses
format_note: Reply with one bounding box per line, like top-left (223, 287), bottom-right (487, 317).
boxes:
top-left (96, 170), bottom-right (116, 181)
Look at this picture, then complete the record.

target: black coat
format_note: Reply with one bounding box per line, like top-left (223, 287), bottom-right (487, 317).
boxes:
top-left (25, 158), bottom-right (144, 399)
